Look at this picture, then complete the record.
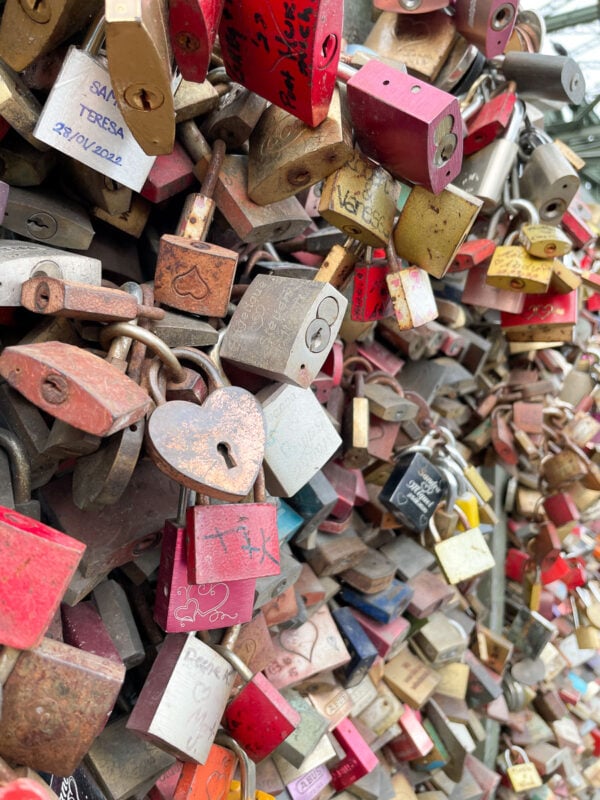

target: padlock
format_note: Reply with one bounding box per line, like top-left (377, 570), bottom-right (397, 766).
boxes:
top-left (500, 289), bottom-right (578, 343)
top-left (85, 715), bottom-right (176, 800)
top-left (456, 100), bottom-right (524, 213)
top-left (218, 0), bottom-right (342, 127)
top-left (221, 275), bottom-right (346, 388)
top-left (341, 368), bottom-right (370, 470)
top-left (504, 745), bottom-right (543, 793)
top-left (126, 631), bottom-right (236, 762)
top-left (0, 504), bottom-right (85, 649)
top-left (519, 223), bottom-right (572, 260)
top-left (0, 136), bottom-right (55, 187)
top-left (340, 578), bottom-right (413, 624)
top-left (173, 77), bottom-right (219, 123)
top-left (331, 605), bottom-right (378, 687)
top-left (146, 345), bottom-right (266, 501)
top-left (34, 13), bottom-right (156, 192)
top-left (412, 612), bottom-right (469, 665)
top-left (60, 158), bottom-right (132, 215)
top-left (105, 0), bottom-right (175, 155)
top-left (570, 596), bottom-right (600, 650)
top-left (264, 603), bottom-right (351, 689)
top-left (343, 59), bottom-right (463, 194)
top-left (519, 135), bottom-right (580, 224)
top-left (363, 372), bottom-right (418, 423)
top-left (385, 246), bottom-right (439, 329)
top-left (0, 339), bottom-right (152, 437)
top-left (0, 0), bottom-right (101, 72)
top-left (139, 141), bottom-right (195, 203)
top-left (247, 88), bottom-right (353, 204)
top-left (493, 52), bottom-right (586, 105)
top-left (384, 646), bottom-right (440, 709)
top-left (428, 513), bottom-right (495, 585)
top-left (70, 288), bottom-right (161, 510)
top-left (462, 263), bottom-right (526, 313)
top-left (20, 276), bottom-right (164, 323)
top-left (314, 238), bottom-right (365, 290)
top-left (201, 80), bottom-right (267, 148)
top-left (464, 84), bottom-right (517, 155)
top-left (169, 0), bottom-right (223, 84)
top-left (173, 741), bottom-right (236, 800)
top-left (186, 469), bottom-right (279, 584)
top-left (330, 718), bottom-right (379, 791)
top-left (453, 0), bottom-right (517, 57)
top-left (0, 637), bottom-right (125, 776)
top-left (318, 150), bottom-right (398, 247)
top-left (154, 143), bottom-right (239, 319)
top-left (257, 383), bottom-right (342, 497)
top-left (91, 579), bottom-right (144, 668)
top-left (0, 60), bottom-right (50, 151)
top-left (363, 10), bottom-right (457, 83)
top-left (61, 598), bottom-right (122, 665)
top-left (380, 450), bottom-right (448, 533)
top-left (277, 690), bottom-right (330, 768)
top-left (3, 187), bottom-right (95, 250)
top-left (350, 254), bottom-right (392, 322)
top-left (393, 184), bottom-right (483, 278)
top-left (206, 626), bottom-right (301, 762)
top-left (182, 123), bottom-right (315, 245)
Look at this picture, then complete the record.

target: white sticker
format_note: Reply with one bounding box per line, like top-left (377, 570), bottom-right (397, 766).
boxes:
top-left (34, 47), bottom-right (156, 192)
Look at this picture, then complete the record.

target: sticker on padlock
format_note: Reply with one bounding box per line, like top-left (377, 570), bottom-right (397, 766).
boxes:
top-left (34, 14), bottom-right (157, 191)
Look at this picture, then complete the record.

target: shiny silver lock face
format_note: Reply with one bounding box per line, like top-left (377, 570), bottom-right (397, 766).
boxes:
top-left (519, 142), bottom-right (580, 223)
top-left (455, 102), bottom-right (524, 213)
top-left (221, 275), bottom-right (347, 389)
top-left (0, 240), bottom-right (101, 305)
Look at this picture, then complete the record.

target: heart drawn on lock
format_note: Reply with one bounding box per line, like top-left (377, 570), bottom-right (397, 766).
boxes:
top-left (174, 584), bottom-right (239, 625)
top-left (279, 619), bottom-right (319, 663)
top-left (146, 389), bottom-right (266, 501)
top-left (206, 769), bottom-right (227, 800)
top-left (173, 266), bottom-right (210, 300)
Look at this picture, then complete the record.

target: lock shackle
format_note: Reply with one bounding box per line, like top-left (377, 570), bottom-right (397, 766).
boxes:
top-left (176, 484), bottom-right (192, 527)
top-left (504, 197), bottom-right (540, 226)
top-left (100, 323), bottom-right (186, 383)
top-left (0, 429), bottom-right (31, 506)
top-left (212, 625), bottom-right (253, 682)
top-left (363, 371), bottom-right (404, 396)
top-left (214, 732), bottom-right (256, 800)
top-left (504, 745), bottom-right (529, 767)
top-left (386, 241), bottom-right (402, 274)
top-left (81, 10), bottom-right (106, 57)
top-left (206, 67), bottom-right (230, 86)
top-left (434, 464), bottom-right (458, 510)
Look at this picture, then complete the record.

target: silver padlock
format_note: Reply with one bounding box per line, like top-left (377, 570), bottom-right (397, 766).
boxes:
top-left (0, 240), bottom-right (101, 306)
top-left (518, 130), bottom-right (580, 223)
top-left (456, 100), bottom-right (524, 213)
top-left (34, 13), bottom-right (156, 191)
top-left (493, 52), bottom-right (585, 105)
top-left (221, 275), bottom-right (347, 389)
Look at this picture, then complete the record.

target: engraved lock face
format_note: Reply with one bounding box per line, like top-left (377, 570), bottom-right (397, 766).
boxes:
top-left (221, 275), bottom-right (347, 388)
top-left (218, 0), bottom-right (342, 127)
top-left (380, 452), bottom-right (448, 533)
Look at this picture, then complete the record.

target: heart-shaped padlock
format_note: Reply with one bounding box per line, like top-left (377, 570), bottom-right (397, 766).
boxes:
top-left (146, 346), bottom-right (266, 501)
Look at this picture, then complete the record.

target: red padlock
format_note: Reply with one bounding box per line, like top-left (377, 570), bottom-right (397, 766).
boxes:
top-left (344, 60), bottom-right (463, 194)
top-left (169, 0), bottom-right (224, 83)
top-left (218, 0), bottom-right (343, 127)
top-left (351, 257), bottom-right (392, 322)
top-left (330, 717), bottom-right (379, 791)
top-left (464, 88), bottom-right (517, 155)
top-left (0, 504), bottom-right (85, 649)
top-left (453, 0), bottom-right (518, 58)
top-left (186, 470), bottom-right (280, 584)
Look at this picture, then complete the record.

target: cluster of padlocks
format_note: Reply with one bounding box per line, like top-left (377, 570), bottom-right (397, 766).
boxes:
top-left (0, 0), bottom-right (600, 799)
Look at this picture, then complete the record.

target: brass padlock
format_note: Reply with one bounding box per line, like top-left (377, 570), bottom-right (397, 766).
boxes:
top-left (105, 0), bottom-right (175, 155)
top-left (318, 149), bottom-right (398, 247)
top-left (504, 745), bottom-right (543, 793)
top-left (247, 89), bottom-right (353, 205)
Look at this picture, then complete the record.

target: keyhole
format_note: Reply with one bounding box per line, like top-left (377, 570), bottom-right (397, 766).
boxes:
top-left (319, 33), bottom-right (338, 68)
top-left (19, 0), bottom-right (50, 21)
top-left (217, 442), bottom-right (237, 469)
top-left (138, 89), bottom-right (152, 111)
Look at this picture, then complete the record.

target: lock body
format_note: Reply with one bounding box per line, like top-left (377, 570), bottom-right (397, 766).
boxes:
top-left (221, 275), bottom-right (347, 388)
top-left (219, 0), bottom-right (342, 127)
top-left (454, 0), bottom-right (518, 57)
top-left (347, 60), bottom-right (463, 194)
top-left (519, 143), bottom-right (580, 223)
top-left (169, 0), bottom-right (223, 83)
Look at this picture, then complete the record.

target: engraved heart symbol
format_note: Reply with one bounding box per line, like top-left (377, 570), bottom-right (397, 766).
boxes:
top-left (174, 584), bottom-right (239, 626)
top-left (173, 266), bottom-right (209, 300)
top-left (279, 619), bottom-right (318, 663)
top-left (206, 770), bottom-right (226, 800)
top-left (146, 389), bottom-right (266, 501)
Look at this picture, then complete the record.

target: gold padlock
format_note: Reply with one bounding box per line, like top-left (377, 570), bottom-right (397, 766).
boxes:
top-left (505, 745), bottom-right (543, 793)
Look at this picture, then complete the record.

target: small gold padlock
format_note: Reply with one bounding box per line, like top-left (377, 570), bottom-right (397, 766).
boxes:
top-left (428, 513), bottom-right (495, 585)
top-left (505, 745), bottom-right (543, 793)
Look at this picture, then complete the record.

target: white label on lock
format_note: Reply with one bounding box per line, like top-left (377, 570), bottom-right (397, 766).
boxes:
top-left (34, 47), bottom-right (156, 192)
